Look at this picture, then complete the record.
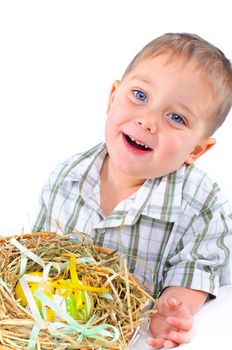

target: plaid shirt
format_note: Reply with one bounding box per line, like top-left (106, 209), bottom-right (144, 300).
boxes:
top-left (32, 143), bottom-right (232, 296)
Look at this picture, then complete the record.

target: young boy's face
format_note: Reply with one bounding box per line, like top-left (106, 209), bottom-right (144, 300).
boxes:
top-left (105, 53), bottom-right (215, 184)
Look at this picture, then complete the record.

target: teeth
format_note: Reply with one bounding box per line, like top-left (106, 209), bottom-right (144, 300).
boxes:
top-left (129, 135), bottom-right (148, 148)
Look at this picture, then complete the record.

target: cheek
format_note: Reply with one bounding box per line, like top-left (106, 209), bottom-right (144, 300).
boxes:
top-left (161, 134), bottom-right (193, 159)
top-left (105, 102), bottom-right (126, 134)
top-left (162, 135), bottom-right (179, 152)
top-left (105, 113), bottom-right (119, 144)
top-left (105, 111), bottom-right (116, 130)
top-left (107, 95), bottom-right (132, 122)
top-left (106, 104), bottom-right (118, 127)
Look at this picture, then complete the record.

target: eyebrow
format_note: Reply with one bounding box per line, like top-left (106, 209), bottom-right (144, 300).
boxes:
top-left (175, 101), bottom-right (198, 120)
top-left (130, 74), bottom-right (198, 120)
top-left (130, 75), bottom-right (153, 85)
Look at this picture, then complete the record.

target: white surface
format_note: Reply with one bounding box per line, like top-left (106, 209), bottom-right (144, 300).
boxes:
top-left (0, 3), bottom-right (231, 348)
top-left (133, 285), bottom-right (232, 349)
top-left (0, 0), bottom-right (232, 235)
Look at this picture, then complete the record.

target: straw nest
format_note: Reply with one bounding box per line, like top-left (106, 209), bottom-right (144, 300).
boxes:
top-left (0, 232), bottom-right (155, 350)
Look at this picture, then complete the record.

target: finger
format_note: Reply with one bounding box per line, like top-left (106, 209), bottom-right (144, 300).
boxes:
top-left (167, 297), bottom-right (182, 309)
top-left (167, 316), bottom-right (193, 331)
top-left (146, 336), bottom-right (165, 349)
top-left (168, 330), bottom-right (191, 344)
top-left (163, 339), bottom-right (178, 348)
top-left (156, 296), bottom-right (180, 315)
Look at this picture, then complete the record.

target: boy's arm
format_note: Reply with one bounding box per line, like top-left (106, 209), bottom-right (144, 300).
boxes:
top-left (161, 285), bottom-right (208, 313)
top-left (31, 193), bottom-right (48, 232)
top-left (147, 286), bottom-right (208, 349)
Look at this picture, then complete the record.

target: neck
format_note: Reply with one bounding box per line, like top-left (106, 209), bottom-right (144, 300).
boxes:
top-left (99, 156), bottom-right (144, 216)
top-left (100, 155), bottom-right (145, 190)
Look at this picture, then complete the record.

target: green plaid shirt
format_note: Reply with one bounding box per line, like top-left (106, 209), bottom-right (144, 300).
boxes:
top-left (32, 143), bottom-right (232, 296)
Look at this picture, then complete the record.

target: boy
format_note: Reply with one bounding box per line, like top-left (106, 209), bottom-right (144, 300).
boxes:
top-left (32, 33), bottom-right (232, 348)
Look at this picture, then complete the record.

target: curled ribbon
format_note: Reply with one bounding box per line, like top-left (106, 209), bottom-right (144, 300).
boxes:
top-left (9, 238), bottom-right (120, 349)
top-left (35, 290), bottom-right (120, 343)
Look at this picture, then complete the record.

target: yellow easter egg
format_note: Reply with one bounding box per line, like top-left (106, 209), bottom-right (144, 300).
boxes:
top-left (15, 272), bottom-right (55, 321)
top-left (15, 280), bottom-right (28, 306)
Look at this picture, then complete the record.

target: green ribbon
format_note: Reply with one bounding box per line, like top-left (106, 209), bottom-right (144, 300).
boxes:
top-left (49, 256), bottom-right (97, 273)
top-left (10, 238), bottom-right (46, 268)
top-left (8, 239), bottom-right (119, 349)
top-left (28, 322), bottom-right (41, 350)
top-left (35, 290), bottom-right (120, 343)
top-left (20, 253), bottom-right (28, 277)
top-left (99, 293), bottom-right (114, 301)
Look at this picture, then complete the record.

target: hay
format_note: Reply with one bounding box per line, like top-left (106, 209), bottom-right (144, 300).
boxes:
top-left (0, 232), bottom-right (155, 349)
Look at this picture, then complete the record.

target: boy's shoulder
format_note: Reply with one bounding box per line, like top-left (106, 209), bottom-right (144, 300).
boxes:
top-left (183, 164), bottom-right (215, 191)
top-left (48, 143), bottom-right (106, 185)
top-left (181, 164), bottom-right (230, 215)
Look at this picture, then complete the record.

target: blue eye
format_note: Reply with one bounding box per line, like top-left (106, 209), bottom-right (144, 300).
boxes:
top-left (134, 90), bottom-right (148, 102)
top-left (168, 113), bottom-right (185, 124)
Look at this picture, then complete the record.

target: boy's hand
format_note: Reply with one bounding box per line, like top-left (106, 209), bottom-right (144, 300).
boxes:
top-left (147, 296), bottom-right (192, 348)
top-left (146, 286), bottom-right (208, 349)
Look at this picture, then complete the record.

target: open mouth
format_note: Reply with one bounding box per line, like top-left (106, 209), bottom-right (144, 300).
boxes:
top-left (123, 133), bottom-right (152, 151)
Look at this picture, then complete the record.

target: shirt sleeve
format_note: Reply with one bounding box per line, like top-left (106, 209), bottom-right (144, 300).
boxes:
top-left (31, 160), bottom-right (68, 232)
top-left (162, 198), bottom-right (232, 297)
top-left (31, 188), bottom-right (49, 232)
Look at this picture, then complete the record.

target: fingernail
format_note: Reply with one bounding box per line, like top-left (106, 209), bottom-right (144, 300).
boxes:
top-left (146, 337), bottom-right (153, 345)
top-left (170, 297), bottom-right (178, 306)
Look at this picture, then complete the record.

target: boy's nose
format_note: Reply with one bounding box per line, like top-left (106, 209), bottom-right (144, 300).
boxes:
top-left (136, 116), bottom-right (158, 134)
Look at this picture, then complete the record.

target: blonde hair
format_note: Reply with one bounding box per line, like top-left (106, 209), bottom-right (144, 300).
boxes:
top-left (122, 33), bottom-right (232, 135)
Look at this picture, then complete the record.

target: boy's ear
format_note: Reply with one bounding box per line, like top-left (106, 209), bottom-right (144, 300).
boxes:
top-left (185, 138), bottom-right (216, 165)
top-left (107, 80), bottom-right (121, 112)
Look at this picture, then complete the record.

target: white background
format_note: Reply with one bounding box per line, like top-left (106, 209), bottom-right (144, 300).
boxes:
top-left (0, 0), bottom-right (231, 236)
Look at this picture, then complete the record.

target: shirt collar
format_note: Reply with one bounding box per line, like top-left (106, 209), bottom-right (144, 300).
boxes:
top-left (62, 143), bottom-right (106, 183)
top-left (62, 142), bottom-right (185, 223)
top-left (99, 167), bottom-right (184, 229)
